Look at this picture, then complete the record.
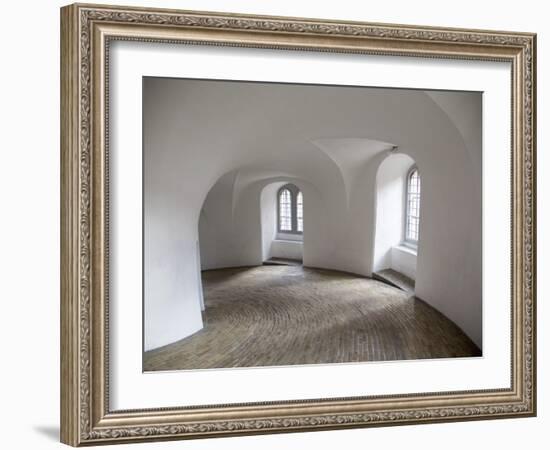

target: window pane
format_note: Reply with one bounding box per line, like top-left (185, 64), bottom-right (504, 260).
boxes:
top-left (406, 169), bottom-right (421, 242)
top-left (297, 191), bottom-right (303, 232)
top-left (279, 189), bottom-right (292, 231)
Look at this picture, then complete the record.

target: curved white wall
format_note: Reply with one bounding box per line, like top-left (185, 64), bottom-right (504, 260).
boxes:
top-left (260, 182), bottom-right (285, 261)
top-left (144, 77), bottom-right (482, 350)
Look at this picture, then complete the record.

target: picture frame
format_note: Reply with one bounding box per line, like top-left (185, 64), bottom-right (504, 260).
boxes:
top-left (60, 2), bottom-right (536, 446)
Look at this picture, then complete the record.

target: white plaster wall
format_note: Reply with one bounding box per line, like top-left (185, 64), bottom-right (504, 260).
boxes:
top-left (196, 240), bottom-right (205, 311)
top-left (260, 183), bottom-right (284, 261)
top-left (276, 232), bottom-right (303, 242)
top-left (199, 171), bottom-right (243, 270)
top-left (144, 77), bottom-right (482, 349)
top-left (391, 246), bottom-right (417, 280)
top-left (143, 84), bottom-right (206, 351)
top-left (271, 240), bottom-right (304, 261)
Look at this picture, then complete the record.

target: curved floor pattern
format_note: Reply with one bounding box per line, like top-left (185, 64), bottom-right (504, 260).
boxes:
top-left (144, 266), bottom-right (481, 371)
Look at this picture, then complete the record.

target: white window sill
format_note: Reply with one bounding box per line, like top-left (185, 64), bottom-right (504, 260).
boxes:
top-left (394, 244), bottom-right (417, 256)
top-left (276, 232), bottom-right (303, 242)
top-left (274, 239), bottom-right (303, 244)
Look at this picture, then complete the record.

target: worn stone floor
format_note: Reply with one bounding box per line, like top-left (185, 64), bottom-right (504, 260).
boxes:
top-left (144, 265), bottom-right (481, 371)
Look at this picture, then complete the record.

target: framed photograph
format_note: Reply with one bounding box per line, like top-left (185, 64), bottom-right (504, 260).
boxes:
top-left (60, 3), bottom-right (536, 446)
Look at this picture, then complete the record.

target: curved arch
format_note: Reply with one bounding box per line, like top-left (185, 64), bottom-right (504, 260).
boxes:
top-left (311, 137), bottom-right (396, 209)
top-left (199, 172), bottom-right (322, 271)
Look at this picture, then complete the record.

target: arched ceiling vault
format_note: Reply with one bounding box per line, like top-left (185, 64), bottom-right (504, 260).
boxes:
top-left (145, 78), bottom-right (475, 211)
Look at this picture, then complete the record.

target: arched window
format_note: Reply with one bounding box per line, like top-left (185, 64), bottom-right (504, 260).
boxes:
top-left (405, 167), bottom-right (421, 246)
top-left (278, 188), bottom-right (292, 231)
top-left (277, 184), bottom-right (303, 234)
top-left (296, 191), bottom-right (303, 232)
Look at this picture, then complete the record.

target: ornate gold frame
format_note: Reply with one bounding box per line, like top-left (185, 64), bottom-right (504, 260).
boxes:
top-left (60, 3), bottom-right (536, 446)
